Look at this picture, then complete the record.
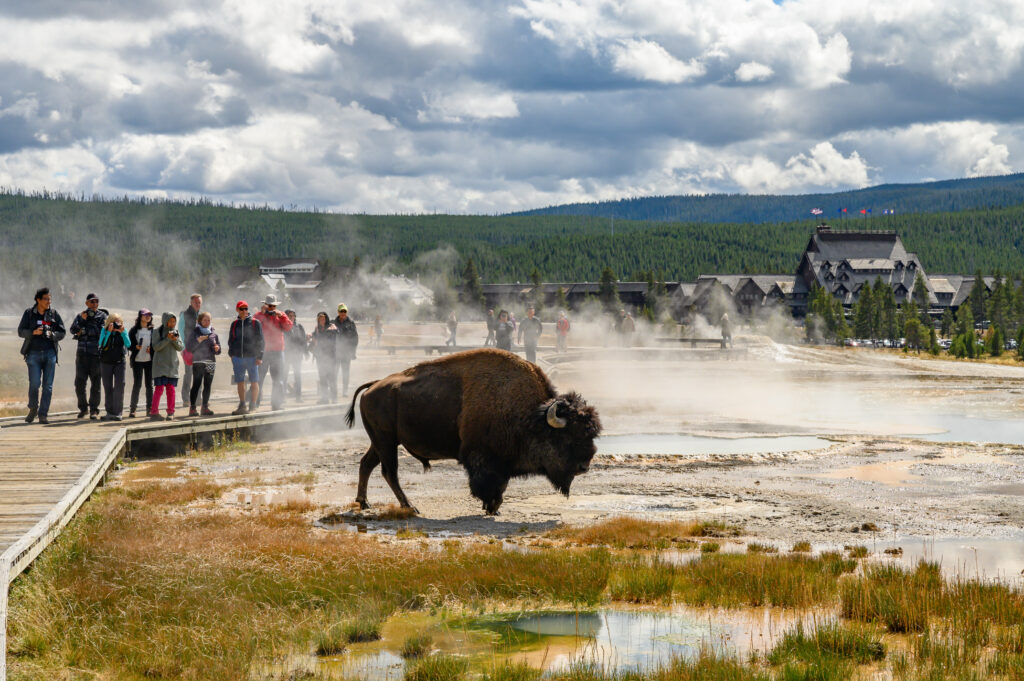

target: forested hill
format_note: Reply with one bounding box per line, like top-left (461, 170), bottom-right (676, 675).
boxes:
top-left (512, 173), bottom-right (1024, 224)
top-left (2, 190), bottom-right (1024, 307)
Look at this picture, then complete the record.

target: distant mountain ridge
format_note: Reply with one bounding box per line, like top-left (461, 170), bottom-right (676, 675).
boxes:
top-left (510, 173), bottom-right (1024, 224)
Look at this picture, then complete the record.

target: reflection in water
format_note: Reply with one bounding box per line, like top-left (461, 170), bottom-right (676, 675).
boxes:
top-left (302, 607), bottom-right (813, 680)
top-left (596, 434), bottom-right (830, 457)
top-left (876, 536), bottom-right (1024, 582)
top-left (907, 413), bottom-right (1024, 444)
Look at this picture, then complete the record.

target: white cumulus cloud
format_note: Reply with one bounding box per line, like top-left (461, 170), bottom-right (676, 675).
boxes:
top-left (609, 39), bottom-right (705, 83)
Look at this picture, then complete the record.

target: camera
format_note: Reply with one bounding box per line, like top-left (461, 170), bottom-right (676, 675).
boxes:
top-left (87, 309), bottom-right (96, 319)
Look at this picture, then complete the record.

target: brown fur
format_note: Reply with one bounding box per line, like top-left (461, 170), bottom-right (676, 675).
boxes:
top-left (346, 348), bottom-right (601, 514)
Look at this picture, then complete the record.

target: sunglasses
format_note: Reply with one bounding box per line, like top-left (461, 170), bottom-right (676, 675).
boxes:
top-left (238, 307), bottom-right (249, 311)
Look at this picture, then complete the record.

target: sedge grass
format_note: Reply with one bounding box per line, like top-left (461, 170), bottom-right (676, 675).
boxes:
top-left (400, 632), bottom-right (433, 659)
top-left (405, 653), bottom-right (470, 681)
top-left (546, 516), bottom-right (741, 549)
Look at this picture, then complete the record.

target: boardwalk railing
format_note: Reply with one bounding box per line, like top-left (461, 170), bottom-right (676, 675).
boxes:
top-left (0, 403), bottom-right (346, 681)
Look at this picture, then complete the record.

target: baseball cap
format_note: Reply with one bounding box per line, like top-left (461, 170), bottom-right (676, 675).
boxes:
top-left (236, 300), bottom-right (249, 310)
top-left (86, 292), bottom-right (99, 302)
top-left (139, 308), bottom-right (152, 316)
top-left (337, 303), bottom-right (348, 312)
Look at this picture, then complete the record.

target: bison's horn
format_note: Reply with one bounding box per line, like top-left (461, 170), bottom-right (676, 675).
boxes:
top-left (547, 402), bottom-right (567, 428)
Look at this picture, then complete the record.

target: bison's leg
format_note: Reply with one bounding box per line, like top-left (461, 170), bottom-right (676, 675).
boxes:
top-left (377, 442), bottom-right (418, 512)
top-left (355, 447), bottom-right (380, 509)
top-left (466, 462), bottom-right (509, 515)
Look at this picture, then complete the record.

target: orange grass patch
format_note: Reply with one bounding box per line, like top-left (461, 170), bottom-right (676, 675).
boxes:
top-left (546, 516), bottom-right (741, 549)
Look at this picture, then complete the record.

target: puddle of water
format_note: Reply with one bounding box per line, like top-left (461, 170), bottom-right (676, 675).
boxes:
top-left (909, 414), bottom-right (1024, 444)
top-left (275, 607), bottom-right (816, 680)
top-left (874, 537), bottom-right (1024, 582)
top-left (596, 434), bottom-right (830, 457)
top-left (819, 460), bottom-right (924, 487)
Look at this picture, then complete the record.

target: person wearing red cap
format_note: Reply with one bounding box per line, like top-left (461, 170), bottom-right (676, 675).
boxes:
top-left (227, 300), bottom-right (264, 414)
top-left (254, 293), bottom-right (293, 410)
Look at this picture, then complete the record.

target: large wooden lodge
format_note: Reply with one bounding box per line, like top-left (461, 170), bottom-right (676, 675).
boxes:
top-left (479, 225), bottom-right (987, 319)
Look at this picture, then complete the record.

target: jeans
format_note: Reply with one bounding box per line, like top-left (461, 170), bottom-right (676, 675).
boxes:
top-left (190, 362), bottom-right (215, 408)
top-left (101, 362), bottom-right (126, 417)
top-left (181, 357), bottom-right (193, 406)
top-left (285, 351), bottom-right (303, 398)
top-left (337, 358), bottom-right (352, 396)
top-left (258, 350), bottom-right (286, 409)
top-left (26, 348), bottom-right (57, 417)
top-left (75, 352), bottom-right (102, 413)
top-left (525, 341), bottom-right (538, 363)
top-left (317, 357), bottom-right (337, 403)
top-left (130, 362), bottom-right (153, 413)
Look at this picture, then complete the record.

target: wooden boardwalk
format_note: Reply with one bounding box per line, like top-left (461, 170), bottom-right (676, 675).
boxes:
top-left (0, 399), bottom-right (347, 680)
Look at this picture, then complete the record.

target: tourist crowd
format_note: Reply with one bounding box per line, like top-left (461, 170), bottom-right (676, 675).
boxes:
top-left (17, 289), bottom-right (359, 424)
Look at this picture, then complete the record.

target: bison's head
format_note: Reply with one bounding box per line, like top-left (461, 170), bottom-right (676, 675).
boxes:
top-left (535, 392), bottom-right (602, 495)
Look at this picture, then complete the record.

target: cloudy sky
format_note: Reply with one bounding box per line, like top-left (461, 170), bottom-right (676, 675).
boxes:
top-left (1, 0), bottom-right (1023, 213)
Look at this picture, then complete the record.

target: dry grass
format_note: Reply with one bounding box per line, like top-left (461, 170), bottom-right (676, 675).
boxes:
top-left (375, 504), bottom-right (419, 520)
top-left (7, 482), bottom-right (610, 680)
top-left (546, 516), bottom-right (741, 549)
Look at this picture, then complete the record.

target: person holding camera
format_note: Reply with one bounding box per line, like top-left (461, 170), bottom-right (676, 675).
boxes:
top-left (150, 312), bottom-right (184, 421)
top-left (128, 309), bottom-right (155, 418)
top-left (98, 313), bottom-right (130, 421)
top-left (18, 287), bottom-right (66, 424)
top-left (69, 292), bottom-right (108, 419)
top-left (186, 311), bottom-right (221, 416)
top-left (254, 294), bottom-right (293, 410)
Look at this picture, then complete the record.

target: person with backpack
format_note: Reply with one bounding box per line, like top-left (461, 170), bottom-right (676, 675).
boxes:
top-left (69, 292), bottom-right (108, 419)
top-left (98, 313), bottom-right (130, 421)
top-left (150, 312), bottom-right (184, 421)
top-left (186, 311), bottom-right (221, 416)
top-left (17, 287), bottom-right (66, 424)
top-left (128, 309), bottom-right (154, 418)
top-left (228, 301), bottom-right (264, 414)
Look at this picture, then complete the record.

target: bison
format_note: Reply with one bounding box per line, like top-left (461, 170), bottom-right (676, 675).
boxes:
top-left (345, 348), bottom-right (602, 514)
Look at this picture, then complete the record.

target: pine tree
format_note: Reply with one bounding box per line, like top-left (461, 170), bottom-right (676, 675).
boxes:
top-left (459, 258), bottom-right (485, 311)
top-left (555, 285), bottom-right (568, 311)
top-left (598, 266), bottom-right (619, 312)
top-left (968, 268), bottom-right (987, 324)
top-left (941, 308), bottom-right (954, 337)
top-left (530, 268), bottom-right (544, 313)
top-left (853, 286), bottom-right (874, 338)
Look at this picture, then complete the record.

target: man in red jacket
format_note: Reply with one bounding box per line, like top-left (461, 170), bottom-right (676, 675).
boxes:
top-left (254, 293), bottom-right (293, 410)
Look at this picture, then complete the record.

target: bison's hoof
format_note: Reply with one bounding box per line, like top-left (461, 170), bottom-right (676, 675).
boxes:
top-left (356, 499), bottom-right (369, 510)
top-left (483, 501), bottom-right (502, 515)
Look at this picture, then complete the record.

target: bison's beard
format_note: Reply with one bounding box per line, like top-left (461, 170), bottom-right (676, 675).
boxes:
top-left (548, 473), bottom-right (575, 497)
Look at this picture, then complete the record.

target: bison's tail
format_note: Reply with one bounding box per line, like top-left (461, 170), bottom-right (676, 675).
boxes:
top-left (344, 381), bottom-right (378, 428)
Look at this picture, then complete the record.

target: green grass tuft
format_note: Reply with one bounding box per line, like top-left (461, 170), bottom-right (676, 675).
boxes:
top-left (405, 653), bottom-right (469, 681)
top-left (400, 633), bottom-right (433, 659)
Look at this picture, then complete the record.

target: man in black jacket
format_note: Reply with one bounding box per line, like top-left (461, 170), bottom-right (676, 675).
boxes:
top-left (69, 292), bottom-right (108, 419)
top-left (17, 287), bottom-right (66, 424)
top-left (179, 293), bottom-right (202, 407)
top-left (333, 303), bottom-right (358, 396)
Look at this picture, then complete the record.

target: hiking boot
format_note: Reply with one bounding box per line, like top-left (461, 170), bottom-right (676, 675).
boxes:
top-left (77, 408), bottom-right (87, 419)
top-left (25, 408), bottom-right (36, 423)
top-left (231, 402), bottom-right (247, 416)
top-left (90, 411), bottom-right (99, 420)
top-left (188, 407), bottom-right (199, 417)
top-left (128, 410), bottom-right (136, 419)
top-left (201, 407), bottom-right (215, 416)
top-left (149, 413), bottom-right (164, 421)
top-left (37, 416), bottom-right (49, 425)
top-left (165, 414), bottom-right (175, 421)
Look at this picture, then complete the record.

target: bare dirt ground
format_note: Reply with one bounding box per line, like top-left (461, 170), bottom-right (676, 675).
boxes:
top-left (114, 334), bottom-right (1024, 573)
